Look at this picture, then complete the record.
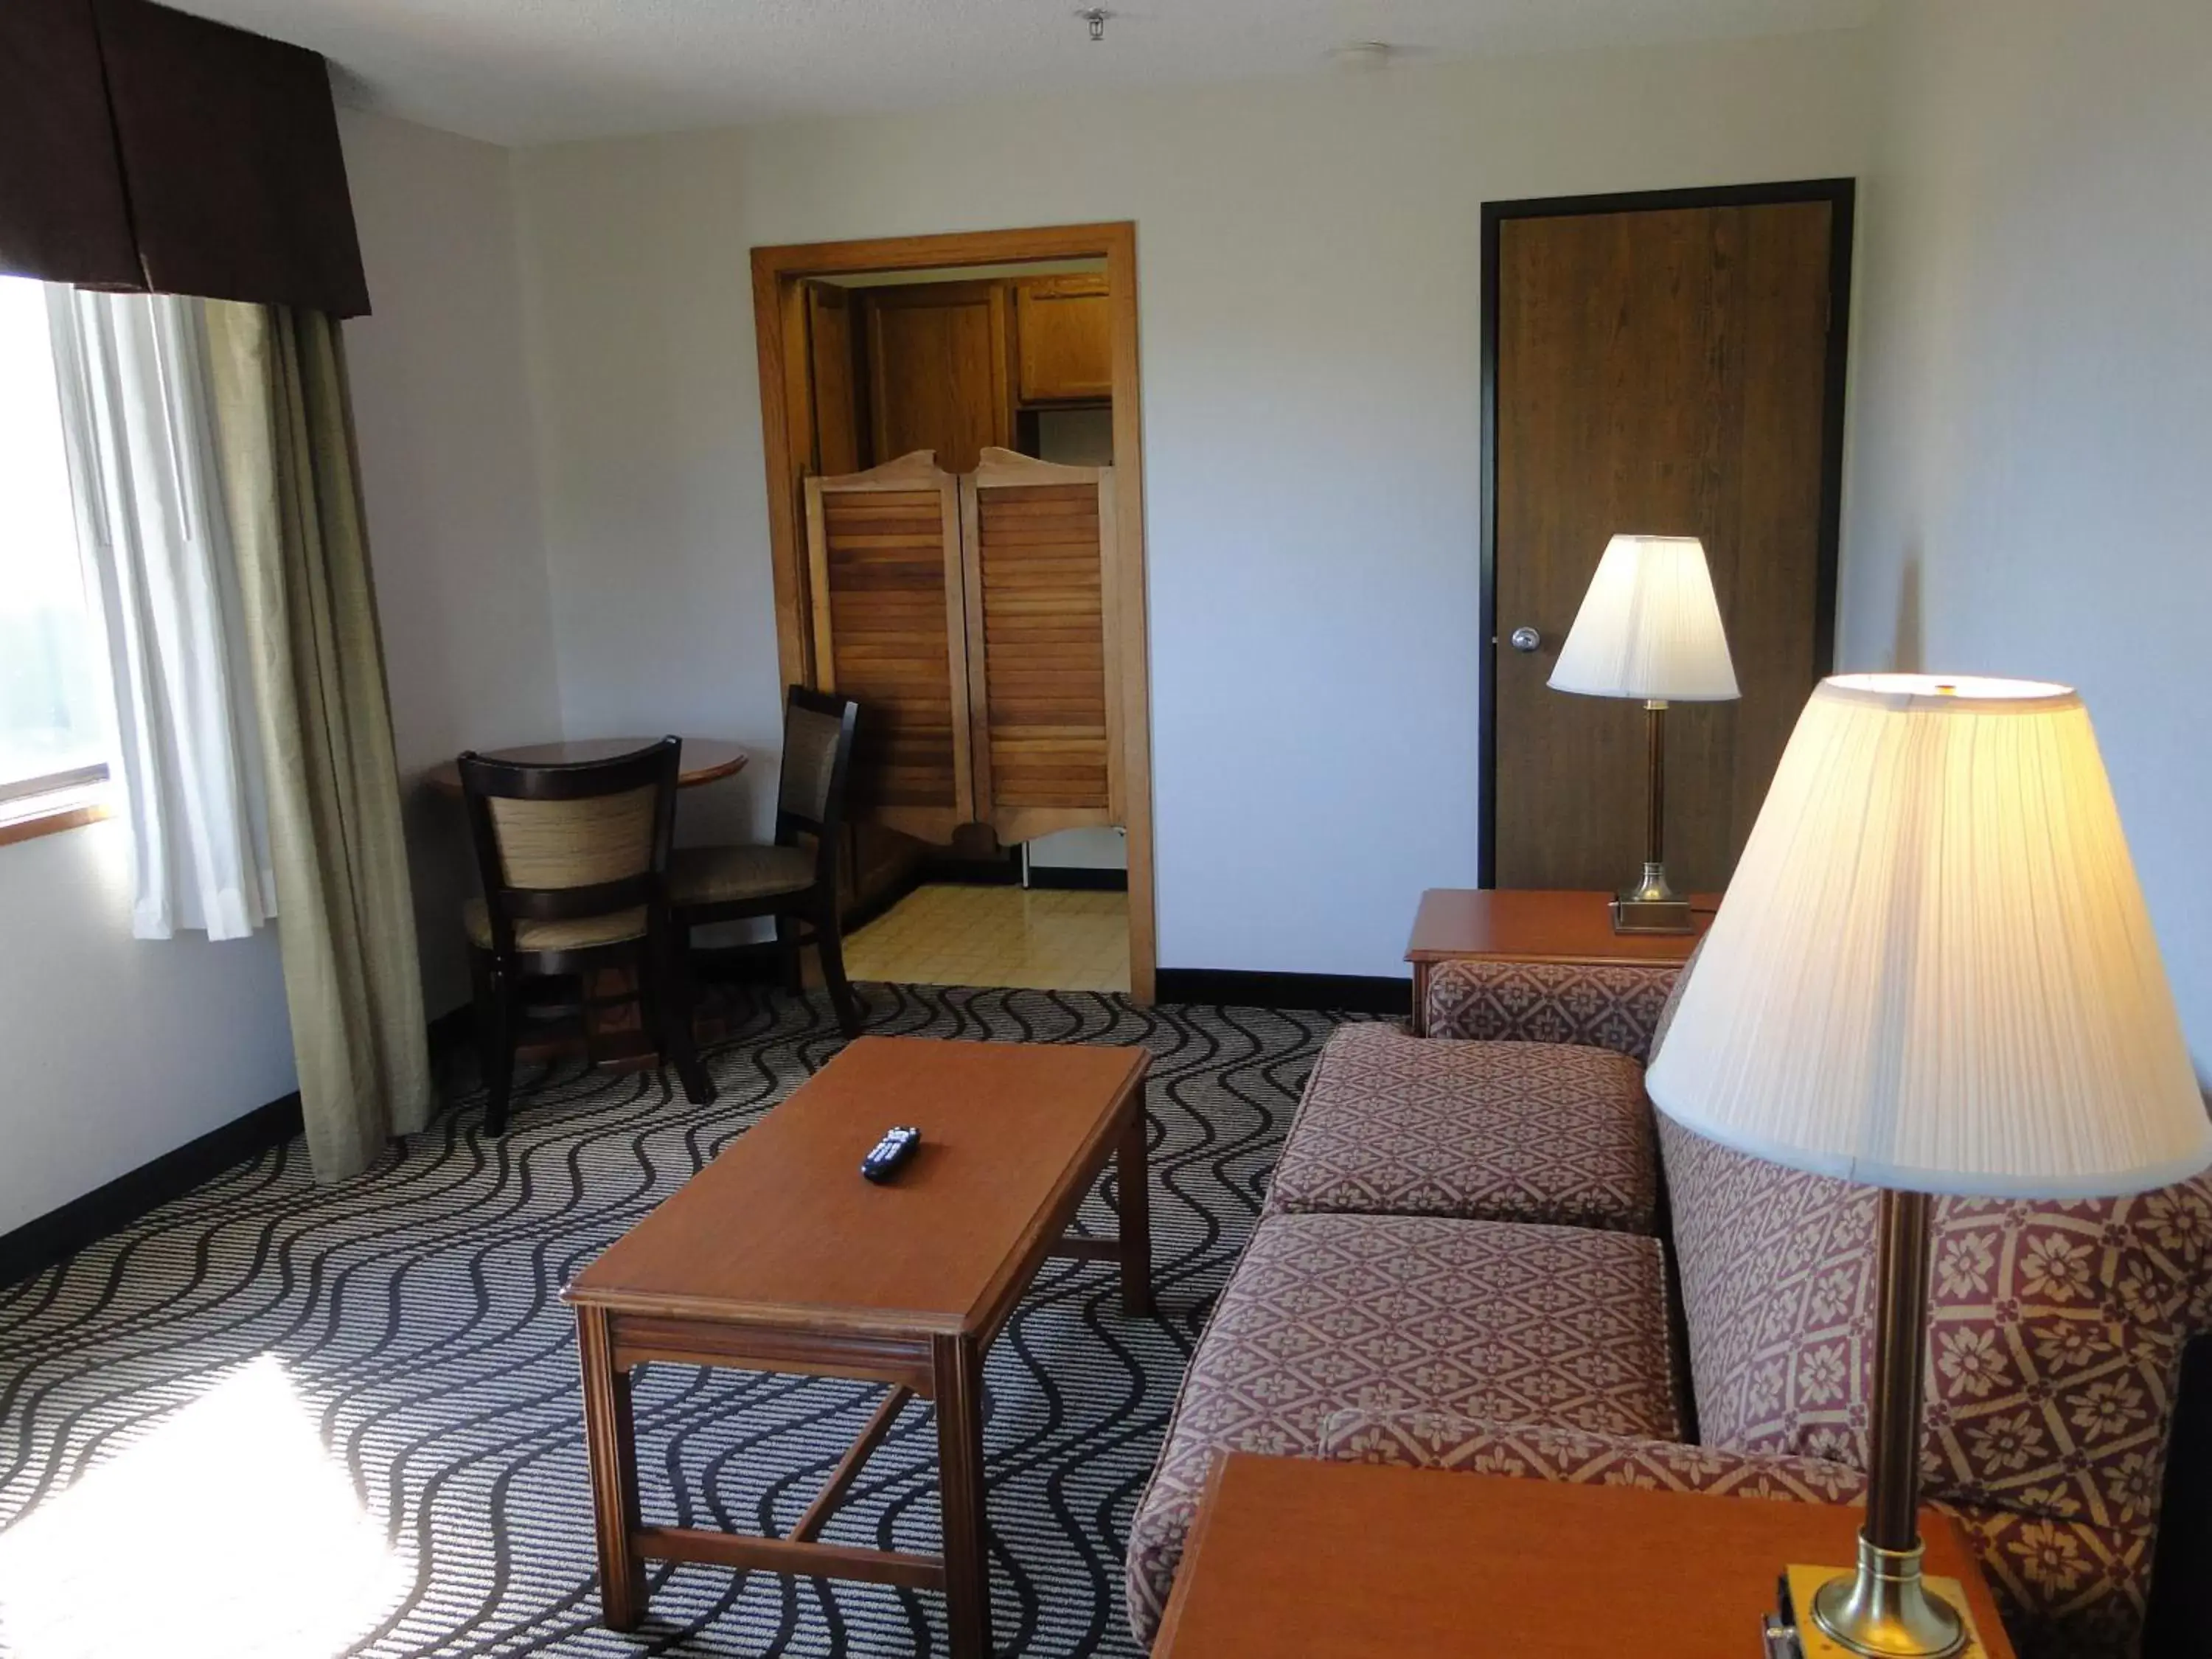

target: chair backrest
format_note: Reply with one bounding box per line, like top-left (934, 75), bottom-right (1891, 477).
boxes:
top-left (776, 686), bottom-right (860, 851)
top-left (458, 738), bottom-right (681, 956)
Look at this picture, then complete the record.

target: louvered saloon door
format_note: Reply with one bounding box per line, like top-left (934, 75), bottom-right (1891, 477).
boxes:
top-left (803, 452), bottom-right (973, 842)
top-left (959, 448), bottom-right (1121, 843)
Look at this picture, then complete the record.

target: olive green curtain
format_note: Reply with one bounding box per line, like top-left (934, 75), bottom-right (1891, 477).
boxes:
top-left (204, 300), bottom-right (429, 1181)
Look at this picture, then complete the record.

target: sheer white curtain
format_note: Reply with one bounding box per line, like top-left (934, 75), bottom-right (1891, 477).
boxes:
top-left (46, 288), bottom-right (276, 941)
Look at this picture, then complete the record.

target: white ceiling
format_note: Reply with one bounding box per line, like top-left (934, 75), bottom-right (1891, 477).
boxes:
top-left (164, 0), bottom-right (1877, 147)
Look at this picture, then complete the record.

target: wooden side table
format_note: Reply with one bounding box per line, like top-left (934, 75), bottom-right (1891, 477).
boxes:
top-left (1405, 888), bottom-right (1714, 1034)
top-left (423, 736), bottom-right (748, 796)
top-left (1153, 1453), bottom-right (2014, 1659)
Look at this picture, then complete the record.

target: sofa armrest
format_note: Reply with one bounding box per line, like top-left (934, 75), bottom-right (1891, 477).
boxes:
top-left (1421, 959), bottom-right (1678, 1063)
top-left (1318, 1409), bottom-right (1868, 1504)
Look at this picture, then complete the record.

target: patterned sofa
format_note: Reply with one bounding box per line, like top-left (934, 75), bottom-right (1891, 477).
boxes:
top-left (1125, 959), bottom-right (2212, 1659)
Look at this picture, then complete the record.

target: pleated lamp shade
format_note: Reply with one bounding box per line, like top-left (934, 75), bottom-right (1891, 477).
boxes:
top-left (1646, 673), bottom-right (2212, 1197)
top-left (1548, 535), bottom-right (1741, 702)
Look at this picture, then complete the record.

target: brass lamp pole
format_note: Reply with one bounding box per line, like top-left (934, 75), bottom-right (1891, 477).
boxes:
top-left (1617, 698), bottom-right (1678, 918)
top-left (1808, 1188), bottom-right (1965, 1656)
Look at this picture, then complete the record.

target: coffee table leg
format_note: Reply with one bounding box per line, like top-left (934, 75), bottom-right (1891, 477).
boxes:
top-left (933, 1332), bottom-right (992, 1659)
top-left (577, 1306), bottom-right (646, 1630)
top-left (1116, 1105), bottom-right (1154, 1317)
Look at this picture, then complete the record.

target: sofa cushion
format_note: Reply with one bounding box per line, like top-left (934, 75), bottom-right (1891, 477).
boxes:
top-left (1124, 1212), bottom-right (1680, 1643)
top-left (1424, 959), bottom-right (1677, 1062)
top-left (1265, 1023), bottom-right (1657, 1233)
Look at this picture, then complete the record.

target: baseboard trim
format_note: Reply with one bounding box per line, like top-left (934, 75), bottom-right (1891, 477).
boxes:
top-left (1153, 968), bottom-right (1411, 1016)
top-left (425, 1001), bottom-right (474, 1053)
top-left (0, 1091), bottom-right (304, 1289)
top-left (1024, 866), bottom-right (1129, 892)
top-left (925, 852), bottom-right (1023, 886)
top-left (688, 942), bottom-right (794, 987)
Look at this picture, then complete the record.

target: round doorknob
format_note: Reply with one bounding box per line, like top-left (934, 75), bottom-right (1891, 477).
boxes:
top-left (1509, 626), bottom-right (1542, 653)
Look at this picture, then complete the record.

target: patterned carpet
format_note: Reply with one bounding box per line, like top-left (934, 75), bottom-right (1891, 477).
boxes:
top-left (0, 987), bottom-right (1343, 1658)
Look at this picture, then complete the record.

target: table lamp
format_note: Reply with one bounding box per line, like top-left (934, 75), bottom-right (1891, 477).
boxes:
top-left (1548, 533), bottom-right (1739, 933)
top-left (1646, 673), bottom-right (2212, 1658)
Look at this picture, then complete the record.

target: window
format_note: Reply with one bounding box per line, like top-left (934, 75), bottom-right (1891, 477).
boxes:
top-left (0, 276), bottom-right (107, 813)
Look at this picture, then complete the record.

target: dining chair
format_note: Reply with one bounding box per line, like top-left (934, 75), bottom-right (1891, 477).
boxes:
top-left (458, 736), bottom-right (715, 1134)
top-left (669, 686), bottom-right (864, 1037)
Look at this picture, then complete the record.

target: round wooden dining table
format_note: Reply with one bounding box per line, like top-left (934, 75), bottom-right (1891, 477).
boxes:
top-left (424, 737), bottom-right (748, 795)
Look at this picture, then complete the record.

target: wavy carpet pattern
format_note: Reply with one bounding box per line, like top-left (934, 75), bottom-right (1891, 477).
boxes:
top-left (0, 987), bottom-right (1344, 1657)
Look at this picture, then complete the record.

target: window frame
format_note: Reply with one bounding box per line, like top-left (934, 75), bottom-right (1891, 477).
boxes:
top-left (0, 762), bottom-right (111, 847)
top-left (0, 274), bottom-right (113, 851)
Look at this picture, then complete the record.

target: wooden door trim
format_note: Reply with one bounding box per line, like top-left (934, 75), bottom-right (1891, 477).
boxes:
top-left (751, 222), bottom-right (1158, 1000)
top-left (1475, 178), bottom-right (1855, 886)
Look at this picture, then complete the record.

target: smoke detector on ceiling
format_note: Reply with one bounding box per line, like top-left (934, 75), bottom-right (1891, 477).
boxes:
top-left (1329, 41), bottom-right (1397, 72)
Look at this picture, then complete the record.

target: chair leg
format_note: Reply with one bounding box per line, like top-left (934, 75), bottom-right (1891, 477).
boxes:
top-left (482, 961), bottom-right (520, 1136)
top-left (813, 891), bottom-right (863, 1037)
top-left (773, 914), bottom-right (804, 993)
top-left (645, 939), bottom-right (716, 1106)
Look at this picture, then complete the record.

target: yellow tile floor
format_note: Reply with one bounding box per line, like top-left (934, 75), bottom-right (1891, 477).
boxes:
top-left (843, 882), bottom-right (1130, 994)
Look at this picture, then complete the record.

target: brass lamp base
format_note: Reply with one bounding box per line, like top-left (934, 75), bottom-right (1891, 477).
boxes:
top-left (1611, 897), bottom-right (1695, 933)
top-left (1781, 1558), bottom-right (1982, 1659)
top-left (1611, 862), bottom-right (1695, 934)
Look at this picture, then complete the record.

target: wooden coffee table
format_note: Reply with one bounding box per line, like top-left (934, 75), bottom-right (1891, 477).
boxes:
top-left (562, 1035), bottom-right (1152, 1657)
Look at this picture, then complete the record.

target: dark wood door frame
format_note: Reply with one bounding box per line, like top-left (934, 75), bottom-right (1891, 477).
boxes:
top-left (1476, 178), bottom-right (1856, 888)
top-left (751, 223), bottom-right (1156, 999)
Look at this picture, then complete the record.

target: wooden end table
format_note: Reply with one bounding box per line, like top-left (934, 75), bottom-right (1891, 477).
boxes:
top-left (1406, 887), bottom-right (1716, 1034)
top-left (1154, 1453), bottom-right (2017, 1658)
top-left (562, 1035), bottom-right (1152, 1658)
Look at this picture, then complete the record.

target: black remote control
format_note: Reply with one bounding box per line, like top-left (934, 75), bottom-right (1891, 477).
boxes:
top-left (861, 1126), bottom-right (922, 1183)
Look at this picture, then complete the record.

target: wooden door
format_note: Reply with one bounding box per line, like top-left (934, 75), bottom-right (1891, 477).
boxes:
top-left (861, 281), bottom-right (1013, 474)
top-left (959, 448), bottom-right (1119, 844)
top-left (804, 452), bottom-right (973, 844)
top-left (1491, 197), bottom-right (1840, 894)
top-left (1015, 275), bottom-right (1112, 403)
top-left (805, 282), bottom-right (866, 477)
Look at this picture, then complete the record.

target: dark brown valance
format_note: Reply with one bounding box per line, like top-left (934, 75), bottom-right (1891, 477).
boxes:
top-left (0, 0), bottom-right (142, 288)
top-left (0, 0), bottom-right (369, 317)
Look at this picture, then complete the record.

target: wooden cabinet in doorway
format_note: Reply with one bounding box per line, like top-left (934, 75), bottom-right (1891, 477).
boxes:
top-left (804, 448), bottom-right (1121, 847)
top-left (860, 281), bottom-right (1015, 476)
top-left (1015, 274), bottom-right (1111, 404)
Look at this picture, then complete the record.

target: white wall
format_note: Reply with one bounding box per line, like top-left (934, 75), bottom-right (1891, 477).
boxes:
top-left (1839, 0), bottom-right (2212, 1066)
top-left (515, 32), bottom-right (1877, 978)
top-left (339, 110), bottom-right (563, 1017)
top-left (0, 823), bottom-right (295, 1234)
top-left (511, 128), bottom-right (776, 854)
